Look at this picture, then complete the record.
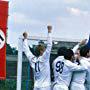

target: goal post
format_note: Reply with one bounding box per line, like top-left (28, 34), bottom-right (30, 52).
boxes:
top-left (17, 38), bottom-right (23, 90)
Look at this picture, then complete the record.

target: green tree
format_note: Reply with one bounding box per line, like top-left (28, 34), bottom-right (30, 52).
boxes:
top-left (6, 43), bottom-right (13, 55)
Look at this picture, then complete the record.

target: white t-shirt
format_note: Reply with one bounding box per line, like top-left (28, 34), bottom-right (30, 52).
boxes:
top-left (23, 33), bottom-right (52, 88)
top-left (71, 57), bottom-right (90, 84)
top-left (53, 57), bottom-right (87, 87)
top-left (85, 58), bottom-right (90, 85)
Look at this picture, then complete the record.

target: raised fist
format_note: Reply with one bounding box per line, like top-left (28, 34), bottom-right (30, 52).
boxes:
top-left (79, 39), bottom-right (87, 46)
top-left (47, 25), bottom-right (52, 33)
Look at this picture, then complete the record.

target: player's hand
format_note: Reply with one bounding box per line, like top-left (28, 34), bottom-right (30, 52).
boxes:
top-left (47, 25), bottom-right (52, 33)
top-left (23, 32), bottom-right (28, 39)
top-left (79, 39), bottom-right (87, 46)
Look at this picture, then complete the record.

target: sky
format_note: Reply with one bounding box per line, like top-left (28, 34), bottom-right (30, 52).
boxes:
top-left (6, 0), bottom-right (90, 48)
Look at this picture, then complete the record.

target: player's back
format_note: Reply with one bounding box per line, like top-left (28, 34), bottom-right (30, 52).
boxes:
top-left (30, 55), bottom-right (51, 88)
top-left (53, 56), bottom-right (73, 87)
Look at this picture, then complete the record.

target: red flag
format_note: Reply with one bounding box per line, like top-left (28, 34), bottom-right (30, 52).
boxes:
top-left (0, 0), bottom-right (8, 80)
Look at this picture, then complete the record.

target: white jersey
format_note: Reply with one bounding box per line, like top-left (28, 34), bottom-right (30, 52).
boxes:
top-left (87, 58), bottom-right (90, 62)
top-left (23, 33), bottom-right (52, 88)
top-left (86, 58), bottom-right (90, 84)
top-left (85, 58), bottom-right (90, 90)
top-left (70, 57), bottom-right (90, 90)
top-left (53, 57), bottom-right (87, 87)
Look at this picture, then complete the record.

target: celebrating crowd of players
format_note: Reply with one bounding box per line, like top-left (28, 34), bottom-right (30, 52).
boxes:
top-left (22, 25), bottom-right (90, 90)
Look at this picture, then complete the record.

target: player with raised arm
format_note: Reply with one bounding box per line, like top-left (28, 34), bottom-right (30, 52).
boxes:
top-left (70, 36), bottom-right (90, 90)
top-left (70, 45), bottom-right (90, 90)
top-left (23, 25), bottom-right (52, 90)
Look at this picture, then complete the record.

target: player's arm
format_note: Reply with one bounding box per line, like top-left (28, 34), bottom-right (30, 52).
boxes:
top-left (67, 61), bottom-right (87, 72)
top-left (23, 32), bottom-right (35, 61)
top-left (43, 25), bottom-right (52, 59)
top-left (72, 39), bottom-right (87, 53)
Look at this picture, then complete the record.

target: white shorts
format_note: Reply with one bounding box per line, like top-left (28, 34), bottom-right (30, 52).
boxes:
top-left (34, 86), bottom-right (51, 90)
top-left (53, 84), bottom-right (68, 90)
top-left (70, 82), bottom-right (85, 90)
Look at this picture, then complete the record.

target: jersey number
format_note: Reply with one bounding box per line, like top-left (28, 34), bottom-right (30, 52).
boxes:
top-left (35, 62), bottom-right (40, 72)
top-left (56, 61), bottom-right (64, 74)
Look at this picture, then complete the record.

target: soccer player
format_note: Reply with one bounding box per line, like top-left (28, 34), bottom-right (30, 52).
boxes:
top-left (51, 47), bottom-right (67, 89)
top-left (23, 25), bottom-right (52, 90)
top-left (70, 45), bottom-right (90, 90)
top-left (52, 49), bottom-right (87, 90)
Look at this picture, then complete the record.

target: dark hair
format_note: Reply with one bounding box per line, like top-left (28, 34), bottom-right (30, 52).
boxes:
top-left (64, 49), bottom-right (74, 60)
top-left (34, 45), bottom-right (45, 57)
top-left (80, 45), bottom-right (90, 57)
top-left (23, 32), bottom-right (27, 36)
top-left (57, 47), bottom-right (67, 56)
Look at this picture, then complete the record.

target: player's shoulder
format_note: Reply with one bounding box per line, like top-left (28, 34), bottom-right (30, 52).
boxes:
top-left (80, 57), bottom-right (89, 63)
top-left (53, 56), bottom-right (64, 63)
top-left (65, 60), bottom-right (76, 67)
top-left (80, 57), bottom-right (90, 66)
